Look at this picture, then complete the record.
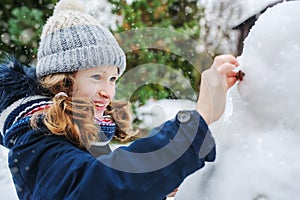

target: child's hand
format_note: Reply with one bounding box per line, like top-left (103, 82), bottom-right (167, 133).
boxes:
top-left (196, 55), bottom-right (239, 124)
top-left (166, 187), bottom-right (178, 198)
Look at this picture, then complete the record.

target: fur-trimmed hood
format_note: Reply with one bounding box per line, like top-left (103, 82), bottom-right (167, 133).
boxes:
top-left (0, 55), bottom-right (46, 146)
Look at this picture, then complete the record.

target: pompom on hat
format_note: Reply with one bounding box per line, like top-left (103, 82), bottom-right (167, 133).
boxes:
top-left (36, 0), bottom-right (126, 78)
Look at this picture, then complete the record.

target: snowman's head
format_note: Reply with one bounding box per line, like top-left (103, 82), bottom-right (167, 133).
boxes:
top-left (237, 1), bottom-right (300, 129)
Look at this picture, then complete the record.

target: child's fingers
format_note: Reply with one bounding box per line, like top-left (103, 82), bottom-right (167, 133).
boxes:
top-left (213, 54), bottom-right (239, 67)
top-left (216, 62), bottom-right (237, 75)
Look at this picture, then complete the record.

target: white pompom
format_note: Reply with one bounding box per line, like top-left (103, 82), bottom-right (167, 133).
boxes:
top-left (53, 0), bottom-right (87, 15)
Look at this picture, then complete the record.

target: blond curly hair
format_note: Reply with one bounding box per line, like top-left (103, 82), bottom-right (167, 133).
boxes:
top-left (31, 73), bottom-right (137, 149)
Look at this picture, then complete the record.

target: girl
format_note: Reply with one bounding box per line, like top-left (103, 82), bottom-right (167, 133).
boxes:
top-left (0, 0), bottom-right (239, 199)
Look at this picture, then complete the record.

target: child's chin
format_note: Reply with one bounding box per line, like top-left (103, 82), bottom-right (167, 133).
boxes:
top-left (95, 111), bottom-right (104, 119)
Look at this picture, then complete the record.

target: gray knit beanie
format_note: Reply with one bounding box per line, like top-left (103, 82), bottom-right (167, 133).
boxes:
top-left (36, 0), bottom-right (126, 78)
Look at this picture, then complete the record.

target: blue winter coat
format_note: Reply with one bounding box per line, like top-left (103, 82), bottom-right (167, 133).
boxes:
top-left (0, 56), bottom-right (215, 199)
top-left (2, 99), bottom-right (215, 200)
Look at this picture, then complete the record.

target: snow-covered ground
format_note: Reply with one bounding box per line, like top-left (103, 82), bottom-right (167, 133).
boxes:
top-left (0, 146), bottom-right (18, 199)
top-left (136, 99), bottom-right (196, 129)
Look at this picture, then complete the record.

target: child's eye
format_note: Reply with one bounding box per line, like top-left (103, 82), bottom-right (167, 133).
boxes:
top-left (91, 75), bottom-right (102, 80)
top-left (110, 77), bottom-right (117, 82)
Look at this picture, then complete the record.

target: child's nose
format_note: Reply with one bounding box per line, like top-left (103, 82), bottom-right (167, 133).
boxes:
top-left (98, 90), bottom-right (110, 99)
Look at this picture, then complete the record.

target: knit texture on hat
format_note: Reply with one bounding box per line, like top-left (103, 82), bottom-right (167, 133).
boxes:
top-left (36, 0), bottom-right (126, 78)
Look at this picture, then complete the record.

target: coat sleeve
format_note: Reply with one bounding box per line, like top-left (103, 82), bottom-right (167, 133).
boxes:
top-left (10, 110), bottom-right (215, 200)
top-left (70, 110), bottom-right (216, 200)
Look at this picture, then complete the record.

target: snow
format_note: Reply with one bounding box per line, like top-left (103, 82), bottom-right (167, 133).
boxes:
top-left (201, 0), bottom-right (280, 26)
top-left (0, 146), bottom-right (18, 199)
top-left (239, 0), bottom-right (281, 22)
top-left (175, 1), bottom-right (300, 199)
top-left (136, 99), bottom-right (196, 129)
top-left (199, 0), bottom-right (280, 26)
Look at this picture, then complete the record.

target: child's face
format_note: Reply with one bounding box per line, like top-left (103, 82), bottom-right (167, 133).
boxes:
top-left (72, 66), bottom-right (119, 119)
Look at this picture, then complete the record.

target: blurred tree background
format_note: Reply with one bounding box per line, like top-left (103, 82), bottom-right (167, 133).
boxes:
top-left (108, 0), bottom-right (212, 105)
top-left (0, 0), bottom-right (57, 63)
top-left (0, 0), bottom-right (241, 106)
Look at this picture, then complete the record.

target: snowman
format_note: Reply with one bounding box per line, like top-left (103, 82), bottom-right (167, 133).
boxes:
top-left (175, 1), bottom-right (300, 200)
